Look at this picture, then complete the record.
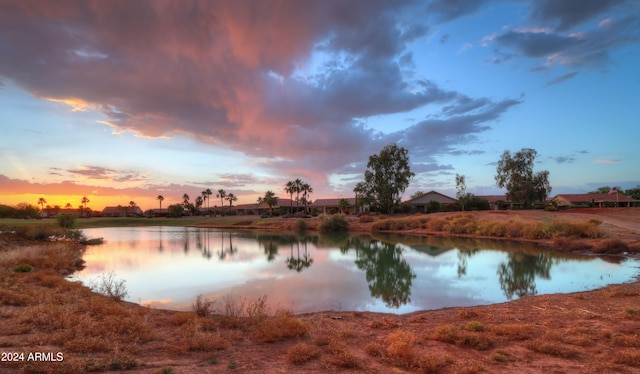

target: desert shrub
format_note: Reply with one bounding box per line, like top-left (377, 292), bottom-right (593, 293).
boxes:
top-left (490, 323), bottom-right (536, 340)
top-left (612, 349), bottom-right (640, 367)
top-left (525, 339), bottom-right (579, 358)
top-left (90, 271), bottom-right (128, 302)
top-left (56, 213), bottom-right (76, 228)
top-left (445, 216), bottom-right (477, 234)
top-left (358, 215), bottom-right (374, 223)
top-left (491, 350), bottom-right (515, 362)
top-left (427, 218), bottom-right (448, 231)
top-left (553, 237), bottom-right (593, 251)
top-left (594, 239), bottom-right (629, 254)
top-left (14, 264), bottom-right (33, 272)
top-left (365, 342), bottom-right (384, 357)
top-left (295, 219), bottom-right (307, 231)
top-left (192, 295), bottom-right (215, 317)
top-left (253, 310), bottom-right (311, 343)
top-left (464, 321), bottom-right (484, 332)
top-left (319, 214), bottom-right (349, 233)
top-left (475, 221), bottom-right (507, 237)
top-left (426, 200), bottom-right (441, 213)
top-left (432, 325), bottom-right (494, 350)
top-left (544, 204), bottom-right (558, 211)
top-left (385, 330), bottom-right (416, 366)
top-left (287, 343), bottom-right (319, 364)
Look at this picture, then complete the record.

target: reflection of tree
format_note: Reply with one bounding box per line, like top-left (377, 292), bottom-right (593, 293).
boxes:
top-left (457, 249), bottom-right (480, 277)
top-left (286, 238), bottom-right (314, 273)
top-left (157, 227), bottom-right (164, 252)
top-left (497, 252), bottom-right (553, 300)
top-left (352, 239), bottom-right (415, 308)
top-left (217, 232), bottom-right (237, 260)
top-left (196, 229), bottom-right (212, 259)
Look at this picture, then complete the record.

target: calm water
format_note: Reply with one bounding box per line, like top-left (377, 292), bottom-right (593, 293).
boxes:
top-left (72, 226), bottom-right (640, 314)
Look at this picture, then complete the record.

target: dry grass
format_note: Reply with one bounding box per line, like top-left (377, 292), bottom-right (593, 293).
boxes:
top-left (612, 349), bottom-right (640, 367)
top-left (253, 309), bottom-right (311, 343)
top-left (594, 239), bottom-right (629, 254)
top-left (287, 342), bottom-right (320, 365)
top-left (432, 324), bottom-right (494, 350)
top-left (525, 338), bottom-right (579, 358)
top-left (490, 323), bottom-right (536, 340)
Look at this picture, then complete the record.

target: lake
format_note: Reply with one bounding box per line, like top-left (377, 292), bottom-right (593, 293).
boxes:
top-left (72, 226), bottom-right (640, 314)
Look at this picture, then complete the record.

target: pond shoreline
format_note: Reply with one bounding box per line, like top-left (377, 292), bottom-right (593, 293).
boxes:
top-left (2, 226), bottom-right (640, 373)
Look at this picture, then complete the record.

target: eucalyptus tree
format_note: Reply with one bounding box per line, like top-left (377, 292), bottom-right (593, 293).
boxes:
top-left (360, 143), bottom-right (415, 214)
top-left (495, 148), bottom-right (551, 208)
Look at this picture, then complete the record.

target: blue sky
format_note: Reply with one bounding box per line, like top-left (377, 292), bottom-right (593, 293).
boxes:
top-left (1, 0), bottom-right (639, 210)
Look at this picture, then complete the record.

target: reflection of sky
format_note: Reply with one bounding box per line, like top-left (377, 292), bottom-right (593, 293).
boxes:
top-left (73, 227), bottom-right (640, 314)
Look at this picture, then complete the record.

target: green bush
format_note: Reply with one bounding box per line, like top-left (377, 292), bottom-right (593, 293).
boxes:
top-left (56, 213), bottom-right (76, 228)
top-left (319, 214), bottom-right (350, 233)
top-left (14, 264), bottom-right (33, 273)
top-left (296, 219), bottom-right (307, 232)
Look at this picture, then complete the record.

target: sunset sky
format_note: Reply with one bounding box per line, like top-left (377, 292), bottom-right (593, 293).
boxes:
top-left (1, 0), bottom-right (639, 211)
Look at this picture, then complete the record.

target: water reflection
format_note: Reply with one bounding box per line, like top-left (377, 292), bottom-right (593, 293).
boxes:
top-left (352, 237), bottom-right (415, 308)
top-left (75, 227), bottom-right (640, 314)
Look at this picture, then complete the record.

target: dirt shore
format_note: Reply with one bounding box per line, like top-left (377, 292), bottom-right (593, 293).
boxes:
top-left (1, 208), bottom-right (639, 373)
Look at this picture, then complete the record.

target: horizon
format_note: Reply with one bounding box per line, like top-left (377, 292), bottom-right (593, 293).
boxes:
top-left (1, 1), bottom-right (639, 210)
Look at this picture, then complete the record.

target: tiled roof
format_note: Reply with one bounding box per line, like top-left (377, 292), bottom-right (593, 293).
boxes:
top-left (553, 193), bottom-right (638, 203)
top-left (311, 198), bottom-right (356, 207)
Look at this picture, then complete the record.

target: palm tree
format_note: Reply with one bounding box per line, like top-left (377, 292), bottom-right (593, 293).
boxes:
top-left (262, 190), bottom-right (278, 216)
top-left (284, 181), bottom-right (295, 214)
top-left (301, 182), bottom-right (313, 214)
top-left (226, 193), bottom-right (237, 207)
top-left (81, 196), bottom-right (90, 217)
top-left (195, 196), bottom-right (203, 212)
top-left (205, 188), bottom-right (213, 213)
top-left (182, 193), bottom-right (190, 207)
top-left (157, 195), bottom-right (165, 209)
top-left (293, 178), bottom-right (303, 212)
top-left (38, 197), bottom-right (47, 211)
top-left (216, 189), bottom-right (226, 215)
top-left (64, 203), bottom-right (72, 210)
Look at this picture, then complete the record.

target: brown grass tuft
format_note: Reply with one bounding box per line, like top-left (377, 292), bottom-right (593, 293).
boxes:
top-left (253, 310), bottom-right (311, 343)
top-left (432, 324), bottom-right (494, 350)
top-left (594, 239), bottom-right (629, 254)
top-left (612, 349), bottom-right (640, 367)
top-left (287, 342), bottom-right (320, 365)
top-left (525, 338), bottom-right (579, 358)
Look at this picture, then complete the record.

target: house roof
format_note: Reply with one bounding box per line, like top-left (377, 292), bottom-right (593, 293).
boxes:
top-left (403, 191), bottom-right (456, 204)
top-left (102, 206), bottom-right (142, 213)
top-left (552, 193), bottom-right (638, 204)
top-left (475, 195), bottom-right (511, 204)
top-left (311, 198), bottom-right (356, 207)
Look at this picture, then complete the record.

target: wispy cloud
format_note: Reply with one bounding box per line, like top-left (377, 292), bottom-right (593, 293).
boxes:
top-left (595, 159), bottom-right (620, 164)
top-left (545, 71), bottom-right (579, 86)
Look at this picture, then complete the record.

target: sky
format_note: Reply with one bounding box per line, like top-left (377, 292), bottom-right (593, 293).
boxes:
top-left (1, 0), bottom-right (639, 211)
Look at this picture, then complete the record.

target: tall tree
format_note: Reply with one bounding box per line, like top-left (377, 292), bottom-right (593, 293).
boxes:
top-left (205, 188), bottom-right (213, 213)
top-left (261, 190), bottom-right (278, 216)
top-left (216, 189), bottom-right (226, 214)
top-left (195, 196), bottom-right (204, 212)
top-left (226, 193), bottom-right (237, 207)
top-left (64, 203), bottom-right (72, 209)
top-left (293, 178), bottom-right (303, 212)
top-left (182, 193), bottom-right (190, 208)
top-left (81, 196), bottom-right (90, 217)
top-left (410, 191), bottom-right (424, 200)
top-left (495, 148), bottom-right (551, 208)
top-left (157, 195), bottom-right (165, 209)
top-left (37, 197), bottom-right (47, 211)
top-left (301, 182), bottom-right (313, 214)
top-left (284, 181), bottom-right (295, 214)
top-left (353, 181), bottom-right (369, 214)
top-left (455, 174), bottom-right (468, 211)
top-left (361, 143), bottom-right (415, 214)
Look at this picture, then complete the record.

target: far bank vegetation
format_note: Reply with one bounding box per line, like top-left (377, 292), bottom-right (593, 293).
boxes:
top-left (372, 213), bottom-right (603, 240)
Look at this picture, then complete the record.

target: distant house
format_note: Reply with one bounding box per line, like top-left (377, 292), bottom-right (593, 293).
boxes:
top-left (311, 198), bottom-right (359, 214)
top-left (102, 206), bottom-right (143, 217)
top-left (41, 207), bottom-right (82, 218)
top-left (403, 191), bottom-right (457, 213)
top-left (146, 208), bottom-right (170, 217)
top-left (551, 193), bottom-right (639, 208)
